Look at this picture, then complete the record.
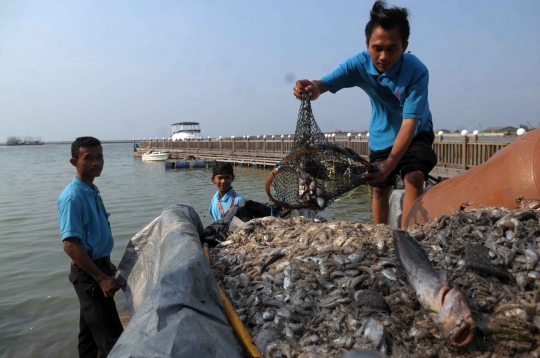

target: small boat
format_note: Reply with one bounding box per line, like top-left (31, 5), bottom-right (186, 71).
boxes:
top-left (142, 150), bottom-right (170, 161)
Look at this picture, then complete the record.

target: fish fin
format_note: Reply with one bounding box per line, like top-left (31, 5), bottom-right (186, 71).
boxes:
top-left (437, 270), bottom-right (448, 286)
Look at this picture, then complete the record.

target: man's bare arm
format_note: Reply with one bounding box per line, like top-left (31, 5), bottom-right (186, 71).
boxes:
top-left (364, 118), bottom-right (419, 184)
top-left (386, 118), bottom-right (419, 167)
top-left (63, 238), bottom-right (123, 297)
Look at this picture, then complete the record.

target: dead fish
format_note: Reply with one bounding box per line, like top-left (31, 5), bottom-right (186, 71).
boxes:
top-left (436, 233), bottom-right (449, 247)
top-left (298, 170), bottom-right (327, 208)
top-left (393, 230), bottom-right (475, 346)
top-left (342, 349), bottom-right (384, 358)
top-left (260, 251), bottom-right (285, 274)
top-left (381, 268), bottom-right (397, 281)
top-left (464, 244), bottom-right (512, 282)
top-left (495, 214), bottom-right (523, 233)
top-left (516, 198), bottom-right (540, 210)
top-left (350, 290), bottom-right (390, 314)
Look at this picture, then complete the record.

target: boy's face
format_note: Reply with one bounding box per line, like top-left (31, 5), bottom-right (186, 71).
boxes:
top-left (70, 146), bottom-right (104, 180)
top-left (212, 174), bottom-right (234, 194)
top-left (366, 25), bottom-right (408, 73)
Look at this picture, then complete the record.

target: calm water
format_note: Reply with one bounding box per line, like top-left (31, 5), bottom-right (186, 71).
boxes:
top-left (0, 143), bottom-right (372, 358)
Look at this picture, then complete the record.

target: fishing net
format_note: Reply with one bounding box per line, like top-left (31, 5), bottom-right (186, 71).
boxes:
top-left (266, 92), bottom-right (375, 211)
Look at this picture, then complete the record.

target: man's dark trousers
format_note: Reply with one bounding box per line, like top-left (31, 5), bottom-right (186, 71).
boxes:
top-left (69, 256), bottom-right (123, 358)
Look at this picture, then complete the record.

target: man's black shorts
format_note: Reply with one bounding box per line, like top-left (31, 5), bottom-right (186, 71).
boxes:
top-left (369, 131), bottom-right (437, 188)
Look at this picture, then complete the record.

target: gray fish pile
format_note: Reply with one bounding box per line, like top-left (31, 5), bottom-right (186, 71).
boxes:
top-left (209, 207), bottom-right (540, 357)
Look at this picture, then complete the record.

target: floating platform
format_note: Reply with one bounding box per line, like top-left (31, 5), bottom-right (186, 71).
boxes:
top-left (165, 160), bottom-right (216, 169)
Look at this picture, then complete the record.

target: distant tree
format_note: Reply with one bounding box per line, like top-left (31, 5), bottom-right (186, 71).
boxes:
top-left (453, 129), bottom-right (460, 133)
top-left (519, 124), bottom-right (531, 131)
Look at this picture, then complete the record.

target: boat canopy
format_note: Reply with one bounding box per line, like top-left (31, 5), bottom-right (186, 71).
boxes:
top-left (170, 122), bottom-right (203, 141)
top-left (171, 122), bottom-right (201, 134)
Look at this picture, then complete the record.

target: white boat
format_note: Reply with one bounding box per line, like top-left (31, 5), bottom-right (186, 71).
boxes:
top-left (142, 150), bottom-right (170, 161)
top-left (170, 122), bottom-right (202, 141)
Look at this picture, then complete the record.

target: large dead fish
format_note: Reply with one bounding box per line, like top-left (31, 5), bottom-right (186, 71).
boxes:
top-left (393, 230), bottom-right (475, 346)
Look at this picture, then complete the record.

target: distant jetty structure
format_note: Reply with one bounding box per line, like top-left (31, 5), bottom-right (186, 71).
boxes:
top-left (134, 131), bottom-right (526, 179)
top-left (6, 136), bottom-right (44, 146)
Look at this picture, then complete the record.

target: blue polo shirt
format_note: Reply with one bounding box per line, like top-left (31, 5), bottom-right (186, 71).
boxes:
top-left (321, 50), bottom-right (432, 151)
top-left (57, 176), bottom-right (114, 260)
top-left (209, 187), bottom-right (246, 222)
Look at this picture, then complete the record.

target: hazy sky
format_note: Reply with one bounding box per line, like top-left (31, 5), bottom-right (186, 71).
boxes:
top-left (1, 0), bottom-right (539, 141)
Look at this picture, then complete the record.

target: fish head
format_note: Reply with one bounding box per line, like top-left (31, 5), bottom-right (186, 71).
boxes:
top-left (430, 286), bottom-right (475, 346)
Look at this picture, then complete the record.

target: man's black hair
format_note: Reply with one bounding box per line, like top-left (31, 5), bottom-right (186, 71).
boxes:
top-left (213, 162), bottom-right (234, 176)
top-left (365, 1), bottom-right (410, 45)
top-left (71, 136), bottom-right (102, 159)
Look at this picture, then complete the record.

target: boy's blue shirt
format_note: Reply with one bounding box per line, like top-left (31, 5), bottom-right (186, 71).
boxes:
top-left (321, 50), bottom-right (432, 151)
top-left (209, 187), bottom-right (246, 222)
top-left (57, 176), bottom-right (114, 260)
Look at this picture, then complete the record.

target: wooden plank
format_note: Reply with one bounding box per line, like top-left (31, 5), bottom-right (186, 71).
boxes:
top-left (119, 305), bottom-right (130, 329)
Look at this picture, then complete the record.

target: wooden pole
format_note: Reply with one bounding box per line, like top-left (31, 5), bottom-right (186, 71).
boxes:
top-left (462, 135), bottom-right (468, 170)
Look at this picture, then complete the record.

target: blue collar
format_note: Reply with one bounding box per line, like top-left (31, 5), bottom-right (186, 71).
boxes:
top-left (72, 176), bottom-right (97, 195)
top-left (367, 54), bottom-right (403, 78)
top-left (215, 187), bottom-right (235, 201)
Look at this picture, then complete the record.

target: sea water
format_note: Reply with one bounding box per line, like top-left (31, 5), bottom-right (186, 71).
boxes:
top-left (0, 143), bottom-right (372, 357)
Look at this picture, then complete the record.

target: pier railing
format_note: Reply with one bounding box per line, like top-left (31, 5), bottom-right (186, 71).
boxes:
top-left (432, 136), bottom-right (509, 169)
top-left (138, 135), bottom-right (509, 171)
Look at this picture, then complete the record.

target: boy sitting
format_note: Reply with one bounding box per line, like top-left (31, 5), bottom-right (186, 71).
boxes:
top-left (209, 162), bottom-right (246, 222)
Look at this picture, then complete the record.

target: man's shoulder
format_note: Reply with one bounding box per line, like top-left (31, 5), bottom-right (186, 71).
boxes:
top-left (402, 53), bottom-right (428, 74)
top-left (235, 192), bottom-right (247, 202)
top-left (344, 50), bottom-right (371, 67)
top-left (58, 179), bottom-right (88, 208)
top-left (209, 191), bottom-right (220, 204)
top-left (58, 181), bottom-right (77, 202)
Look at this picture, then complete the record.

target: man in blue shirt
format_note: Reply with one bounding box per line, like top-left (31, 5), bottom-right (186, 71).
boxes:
top-left (293, 1), bottom-right (437, 227)
top-left (209, 162), bottom-right (246, 222)
top-left (57, 137), bottom-right (124, 358)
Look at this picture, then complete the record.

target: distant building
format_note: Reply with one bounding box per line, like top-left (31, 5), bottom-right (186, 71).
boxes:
top-left (483, 126), bottom-right (518, 134)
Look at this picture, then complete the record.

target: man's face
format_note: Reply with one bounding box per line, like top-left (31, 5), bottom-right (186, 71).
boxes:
top-left (366, 26), bottom-right (408, 73)
top-left (212, 174), bottom-right (234, 193)
top-left (70, 146), bottom-right (104, 180)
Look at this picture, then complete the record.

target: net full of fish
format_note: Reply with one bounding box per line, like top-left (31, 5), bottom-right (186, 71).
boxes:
top-left (266, 91), bottom-right (372, 211)
top-left (209, 207), bottom-right (540, 357)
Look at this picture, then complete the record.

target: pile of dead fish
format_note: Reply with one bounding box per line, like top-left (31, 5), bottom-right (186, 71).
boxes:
top-left (209, 207), bottom-right (540, 357)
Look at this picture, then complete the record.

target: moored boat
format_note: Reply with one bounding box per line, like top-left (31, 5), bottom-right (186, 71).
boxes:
top-left (170, 122), bottom-right (202, 141)
top-left (142, 150), bottom-right (170, 161)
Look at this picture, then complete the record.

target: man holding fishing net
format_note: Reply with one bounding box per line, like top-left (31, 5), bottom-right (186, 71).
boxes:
top-left (293, 1), bottom-right (437, 226)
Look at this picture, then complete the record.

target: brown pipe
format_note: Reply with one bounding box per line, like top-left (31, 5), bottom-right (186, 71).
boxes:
top-left (204, 245), bottom-right (263, 358)
top-left (404, 128), bottom-right (540, 227)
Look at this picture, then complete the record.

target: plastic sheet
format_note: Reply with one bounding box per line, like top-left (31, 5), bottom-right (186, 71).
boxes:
top-left (109, 204), bottom-right (241, 358)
